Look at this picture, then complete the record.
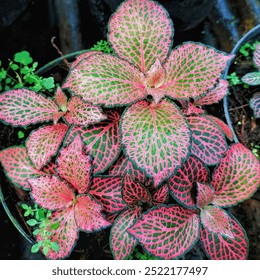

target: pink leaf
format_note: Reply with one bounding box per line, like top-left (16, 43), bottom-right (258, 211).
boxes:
top-left (53, 87), bottom-right (67, 112)
top-left (52, 112), bottom-right (66, 124)
top-left (26, 123), bottom-right (69, 170)
top-left (63, 54), bottom-right (145, 106)
top-left (128, 205), bottom-right (200, 259)
top-left (162, 43), bottom-right (233, 100)
top-left (196, 183), bottom-right (214, 208)
top-left (38, 207), bottom-right (78, 260)
top-left (144, 59), bottom-right (165, 88)
top-left (195, 80), bottom-right (229, 105)
top-left (74, 194), bottom-right (111, 232)
top-left (110, 207), bottom-right (142, 260)
top-left (184, 102), bottom-right (205, 115)
top-left (57, 135), bottom-right (92, 194)
top-left (253, 43), bottom-right (260, 69)
top-left (121, 99), bottom-right (191, 186)
top-left (108, 0), bottom-right (173, 73)
top-left (122, 174), bottom-right (152, 208)
top-left (212, 143), bottom-right (260, 207)
top-left (250, 92), bottom-right (260, 118)
top-left (200, 206), bottom-right (234, 238)
top-left (70, 51), bottom-right (102, 69)
top-left (206, 115), bottom-right (234, 141)
top-left (200, 214), bottom-right (248, 260)
top-left (187, 115), bottom-right (228, 165)
top-left (168, 156), bottom-right (209, 208)
top-left (41, 161), bottom-right (57, 175)
top-left (29, 175), bottom-right (74, 210)
top-left (0, 146), bottom-right (42, 190)
top-left (64, 96), bottom-right (107, 126)
top-left (0, 89), bottom-right (58, 126)
top-left (89, 176), bottom-right (126, 213)
top-left (106, 212), bottom-right (120, 223)
top-left (152, 184), bottom-right (169, 205)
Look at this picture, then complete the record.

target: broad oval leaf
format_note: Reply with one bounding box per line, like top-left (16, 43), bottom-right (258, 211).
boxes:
top-left (89, 176), bottom-right (126, 213)
top-left (128, 205), bottom-right (200, 259)
top-left (196, 183), bottom-right (214, 208)
top-left (0, 146), bottom-right (42, 190)
top-left (63, 54), bottom-right (145, 106)
top-left (200, 206), bottom-right (234, 238)
top-left (212, 143), bottom-right (260, 207)
top-left (250, 92), bottom-right (260, 118)
top-left (28, 175), bottom-right (74, 210)
top-left (162, 43), bottom-right (233, 100)
top-left (253, 44), bottom-right (260, 68)
top-left (121, 99), bottom-right (191, 186)
top-left (58, 135), bottom-right (92, 194)
top-left (70, 51), bottom-right (102, 69)
top-left (168, 155), bottom-right (209, 208)
top-left (152, 184), bottom-right (169, 205)
top-left (110, 207), bottom-right (142, 260)
top-left (187, 115), bottom-right (228, 165)
top-left (26, 123), bottom-right (69, 170)
top-left (241, 72), bottom-right (260, 86)
top-left (0, 89), bottom-right (58, 126)
top-left (108, 0), bottom-right (173, 73)
top-left (64, 96), bottom-right (107, 126)
top-left (37, 207), bottom-right (78, 260)
top-left (200, 214), bottom-right (248, 260)
top-left (122, 174), bottom-right (152, 208)
top-left (74, 194), bottom-right (111, 232)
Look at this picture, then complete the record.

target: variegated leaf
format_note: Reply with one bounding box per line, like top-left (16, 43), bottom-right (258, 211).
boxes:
top-left (63, 54), bottom-right (145, 106)
top-left (253, 44), bottom-right (260, 69)
top-left (0, 89), bottom-right (58, 126)
top-left (29, 175), bottom-right (74, 210)
top-left (0, 146), bottom-right (42, 190)
top-left (162, 43), bottom-right (233, 100)
top-left (212, 143), bottom-right (260, 207)
top-left (64, 96), bottom-right (107, 126)
top-left (121, 99), bottom-right (191, 186)
top-left (74, 195), bottom-right (111, 232)
top-left (168, 156), bottom-right (209, 208)
top-left (26, 124), bottom-right (69, 170)
top-left (184, 102), bottom-right (205, 115)
top-left (250, 92), bottom-right (260, 118)
top-left (38, 207), bottom-right (78, 260)
top-left (70, 51), bottom-right (102, 68)
top-left (144, 59), bottom-right (165, 88)
top-left (110, 207), bottom-right (142, 260)
top-left (54, 87), bottom-right (67, 112)
top-left (200, 206), bottom-right (233, 238)
top-left (128, 205), bottom-right (200, 259)
top-left (241, 72), bottom-right (260, 86)
top-left (187, 115), bottom-right (228, 165)
top-left (58, 135), bottom-right (92, 194)
top-left (41, 161), bottom-right (57, 175)
top-left (200, 214), bottom-right (248, 260)
top-left (196, 182), bottom-right (214, 208)
top-left (152, 184), bottom-right (169, 205)
top-left (122, 174), bottom-right (152, 208)
top-left (108, 0), bottom-right (173, 73)
top-left (89, 176), bottom-right (126, 213)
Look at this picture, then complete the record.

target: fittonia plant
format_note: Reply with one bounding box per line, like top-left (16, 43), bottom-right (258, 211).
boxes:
top-left (0, 0), bottom-right (259, 260)
top-left (241, 43), bottom-right (260, 118)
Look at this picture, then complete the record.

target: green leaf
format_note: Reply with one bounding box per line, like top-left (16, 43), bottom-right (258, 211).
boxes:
top-left (50, 242), bottom-right (60, 252)
top-left (18, 131), bottom-right (25, 139)
top-left (27, 219), bottom-right (38, 226)
top-left (33, 229), bottom-right (40, 236)
top-left (10, 63), bottom-right (19, 71)
top-left (43, 246), bottom-right (49, 256)
top-left (41, 77), bottom-right (55, 90)
top-left (31, 243), bottom-right (40, 253)
top-left (50, 222), bottom-right (60, 230)
top-left (14, 51), bottom-right (33, 65)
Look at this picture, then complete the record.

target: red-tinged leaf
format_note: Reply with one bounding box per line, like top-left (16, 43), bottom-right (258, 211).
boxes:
top-left (0, 146), bottom-right (42, 190)
top-left (122, 174), bottom-right (152, 208)
top-left (110, 207), bottom-right (142, 260)
top-left (89, 176), bottom-right (126, 213)
top-left (28, 175), bottom-right (74, 210)
top-left (250, 92), bottom-right (260, 118)
top-left (52, 112), bottom-right (66, 124)
top-left (128, 205), bottom-right (200, 259)
top-left (38, 207), bottom-right (78, 260)
top-left (121, 99), bottom-right (191, 186)
top-left (200, 214), bottom-right (248, 260)
top-left (70, 51), bottom-right (102, 69)
top-left (187, 115), bottom-right (228, 165)
top-left (67, 111), bottom-right (121, 174)
top-left (26, 124), bottom-right (69, 170)
top-left (144, 59), bottom-right (165, 88)
top-left (200, 206), bottom-right (234, 238)
top-left (109, 154), bottom-right (151, 186)
top-left (57, 135), bottom-right (92, 194)
top-left (54, 87), bottom-right (67, 112)
top-left (206, 115), bottom-right (234, 141)
top-left (63, 54), bottom-right (145, 106)
top-left (241, 72), bottom-right (260, 85)
top-left (253, 44), bottom-right (260, 69)
top-left (0, 89), bottom-right (58, 126)
top-left (152, 184), bottom-right (169, 205)
top-left (161, 43), bottom-right (233, 100)
top-left (108, 0), bottom-right (173, 73)
top-left (212, 143), bottom-right (260, 207)
top-left (195, 80), bottom-right (229, 105)
top-left (184, 102), bottom-right (205, 115)
top-left (168, 156), bottom-right (209, 208)
top-left (196, 183), bottom-right (214, 208)
top-left (64, 96), bottom-right (107, 126)
top-left (74, 194), bottom-right (111, 232)
top-left (106, 212), bottom-right (120, 223)
top-left (41, 161), bottom-right (57, 175)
